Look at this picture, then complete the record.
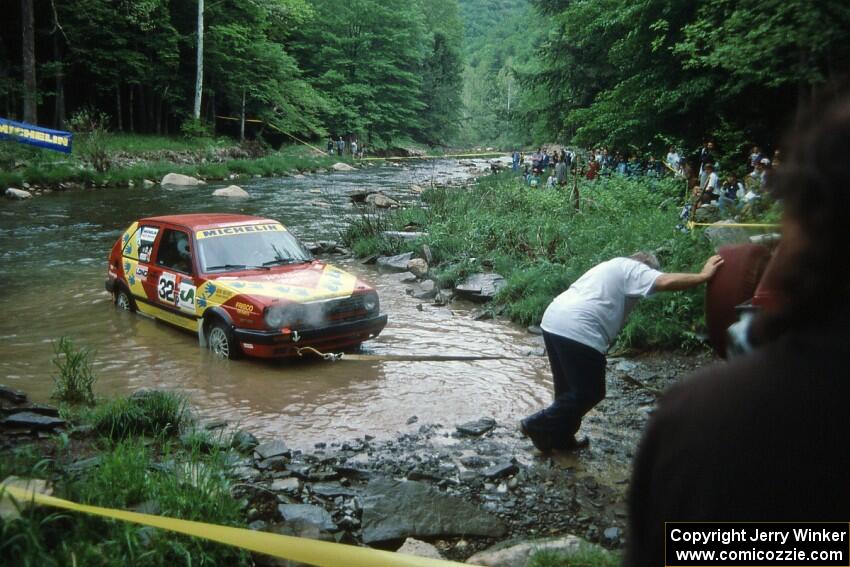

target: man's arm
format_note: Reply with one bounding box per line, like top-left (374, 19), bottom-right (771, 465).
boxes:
top-left (653, 255), bottom-right (724, 292)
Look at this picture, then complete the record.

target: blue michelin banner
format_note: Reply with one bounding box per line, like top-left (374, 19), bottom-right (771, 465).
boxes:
top-left (0, 117), bottom-right (73, 154)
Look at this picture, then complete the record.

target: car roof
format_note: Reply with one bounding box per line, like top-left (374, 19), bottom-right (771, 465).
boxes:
top-left (140, 214), bottom-right (281, 231)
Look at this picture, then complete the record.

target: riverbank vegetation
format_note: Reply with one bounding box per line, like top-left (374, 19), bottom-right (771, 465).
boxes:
top-left (1, 393), bottom-right (247, 565)
top-left (344, 172), bottom-right (713, 351)
top-left (0, 135), bottom-right (338, 190)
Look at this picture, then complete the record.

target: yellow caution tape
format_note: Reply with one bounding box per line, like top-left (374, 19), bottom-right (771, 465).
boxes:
top-left (214, 115), bottom-right (327, 155)
top-left (687, 221), bottom-right (781, 229)
top-left (360, 152), bottom-right (507, 161)
top-left (1, 484), bottom-right (470, 567)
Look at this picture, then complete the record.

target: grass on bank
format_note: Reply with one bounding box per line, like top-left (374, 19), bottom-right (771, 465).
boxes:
top-left (0, 391), bottom-right (248, 566)
top-left (529, 544), bottom-right (621, 567)
top-left (343, 172), bottom-right (715, 351)
top-left (0, 134), bottom-right (342, 189)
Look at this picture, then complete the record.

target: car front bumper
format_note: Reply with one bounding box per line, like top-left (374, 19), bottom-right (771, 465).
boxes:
top-left (232, 314), bottom-right (389, 358)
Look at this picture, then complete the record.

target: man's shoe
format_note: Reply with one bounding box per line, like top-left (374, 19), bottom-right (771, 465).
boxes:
top-left (519, 418), bottom-right (553, 453)
top-left (553, 434), bottom-right (590, 451)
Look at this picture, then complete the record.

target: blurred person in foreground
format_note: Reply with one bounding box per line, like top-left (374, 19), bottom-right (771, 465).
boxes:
top-left (625, 96), bottom-right (850, 566)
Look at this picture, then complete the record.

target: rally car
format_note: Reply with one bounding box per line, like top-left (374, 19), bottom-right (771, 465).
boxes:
top-left (105, 214), bottom-right (387, 359)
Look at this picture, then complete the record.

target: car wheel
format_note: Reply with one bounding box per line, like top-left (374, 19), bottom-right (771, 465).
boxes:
top-left (207, 320), bottom-right (239, 359)
top-left (114, 288), bottom-right (136, 312)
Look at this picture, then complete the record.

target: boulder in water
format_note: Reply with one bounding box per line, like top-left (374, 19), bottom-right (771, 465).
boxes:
top-left (332, 162), bottom-right (356, 172)
top-left (5, 188), bottom-right (32, 200)
top-left (365, 192), bottom-right (400, 208)
top-left (454, 273), bottom-right (506, 302)
top-left (212, 185), bottom-right (250, 198)
top-left (161, 173), bottom-right (205, 186)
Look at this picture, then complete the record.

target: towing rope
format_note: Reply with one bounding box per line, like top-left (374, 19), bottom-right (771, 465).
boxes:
top-left (294, 346), bottom-right (517, 363)
top-left (687, 221), bottom-right (781, 229)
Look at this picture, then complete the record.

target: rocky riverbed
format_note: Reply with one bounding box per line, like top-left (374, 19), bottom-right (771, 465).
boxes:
top-left (1, 349), bottom-right (714, 564)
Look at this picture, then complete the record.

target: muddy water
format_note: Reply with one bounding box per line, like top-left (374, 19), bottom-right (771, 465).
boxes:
top-left (0, 159), bottom-right (554, 447)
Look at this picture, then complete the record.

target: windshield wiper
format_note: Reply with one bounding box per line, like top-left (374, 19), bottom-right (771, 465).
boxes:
top-left (262, 258), bottom-right (310, 267)
top-left (205, 263), bottom-right (270, 271)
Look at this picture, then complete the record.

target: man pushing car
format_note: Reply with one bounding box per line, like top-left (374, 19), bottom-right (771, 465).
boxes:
top-left (520, 252), bottom-right (724, 452)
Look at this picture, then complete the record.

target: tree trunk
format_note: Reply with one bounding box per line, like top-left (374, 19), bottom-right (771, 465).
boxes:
top-left (193, 0), bottom-right (204, 120)
top-left (129, 87), bottom-right (135, 133)
top-left (138, 85), bottom-right (147, 134)
top-left (116, 85), bottom-right (123, 131)
top-left (155, 92), bottom-right (162, 135)
top-left (21, 0), bottom-right (37, 123)
top-left (240, 89), bottom-right (246, 142)
top-left (52, 31), bottom-right (66, 129)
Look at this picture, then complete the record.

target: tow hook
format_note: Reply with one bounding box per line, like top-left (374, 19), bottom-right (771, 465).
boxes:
top-left (292, 331), bottom-right (301, 343)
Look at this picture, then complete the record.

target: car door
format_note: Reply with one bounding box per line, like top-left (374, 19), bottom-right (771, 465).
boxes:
top-left (121, 222), bottom-right (162, 304)
top-left (147, 226), bottom-right (199, 331)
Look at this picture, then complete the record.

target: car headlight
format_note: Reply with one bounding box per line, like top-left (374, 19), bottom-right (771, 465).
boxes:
top-left (265, 304), bottom-right (304, 329)
top-left (363, 292), bottom-right (379, 313)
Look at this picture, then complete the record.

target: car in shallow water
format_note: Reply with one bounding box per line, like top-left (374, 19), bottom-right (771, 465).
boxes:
top-left (105, 213), bottom-right (388, 359)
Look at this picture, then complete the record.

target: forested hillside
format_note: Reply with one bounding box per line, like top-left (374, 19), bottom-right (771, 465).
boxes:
top-left (458, 0), bottom-right (850, 153)
top-left (0, 0), bottom-right (463, 149)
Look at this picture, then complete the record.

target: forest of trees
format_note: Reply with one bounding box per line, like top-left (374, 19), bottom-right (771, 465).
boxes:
top-left (0, 0), bottom-right (463, 148)
top-left (2, 0), bottom-right (849, 152)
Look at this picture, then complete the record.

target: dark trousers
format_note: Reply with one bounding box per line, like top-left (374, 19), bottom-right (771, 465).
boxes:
top-left (525, 331), bottom-right (607, 443)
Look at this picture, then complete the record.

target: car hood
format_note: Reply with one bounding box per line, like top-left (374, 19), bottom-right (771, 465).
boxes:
top-left (200, 263), bottom-right (363, 305)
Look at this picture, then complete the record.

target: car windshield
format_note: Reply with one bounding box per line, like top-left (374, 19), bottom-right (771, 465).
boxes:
top-left (196, 225), bottom-right (312, 273)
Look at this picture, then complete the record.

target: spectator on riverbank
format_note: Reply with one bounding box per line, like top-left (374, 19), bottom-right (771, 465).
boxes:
top-left (351, 139), bottom-right (358, 158)
top-left (512, 150), bottom-right (521, 171)
top-left (717, 172), bottom-right (744, 215)
top-left (327, 138), bottom-right (334, 155)
top-left (693, 163), bottom-right (719, 204)
top-left (748, 145), bottom-right (763, 169)
top-left (520, 253), bottom-right (723, 453)
top-left (336, 136), bottom-right (345, 156)
top-left (698, 140), bottom-right (716, 175)
top-left (555, 157), bottom-right (568, 186)
top-left (625, 94), bottom-right (850, 567)
top-left (666, 146), bottom-right (681, 174)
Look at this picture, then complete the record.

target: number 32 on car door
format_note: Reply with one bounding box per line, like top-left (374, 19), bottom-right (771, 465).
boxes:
top-left (158, 272), bottom-right (177, 304)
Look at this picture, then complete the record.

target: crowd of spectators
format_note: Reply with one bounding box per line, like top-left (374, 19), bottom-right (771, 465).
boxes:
top-left (511, 141), bottom-right (779, 224)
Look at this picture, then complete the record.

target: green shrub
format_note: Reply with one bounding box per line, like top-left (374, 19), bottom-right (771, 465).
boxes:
top-left (347, 172), bottom-right (715, 350)
top-left (529, 544), bottom-right (621, 567)
top-left (51, 336), bottom-right (97, 406)
top-left (92, 391), bottom-right (187, 440)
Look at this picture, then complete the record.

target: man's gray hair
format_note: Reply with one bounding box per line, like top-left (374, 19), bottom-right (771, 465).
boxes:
top-left (630, 251), bottom-right (661, 270)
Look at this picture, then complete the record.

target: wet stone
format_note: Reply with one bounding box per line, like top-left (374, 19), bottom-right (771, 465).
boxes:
top-left (3, 411), bottom-right (65, 431)
top-left (271, 478), bottom-right (300, 493)
top-left (460, 455), bottom-right (489, 469)
top-left (456, 417), bottom-right (496, 436)
top-left (603, 526), bottom-right (621, 543)
top-left (482, 462), bottom-right (519, 480)
top-left (0, 385), bottom-right (27, 404)
top-left (278, 504), bottom-right (337, 532)
top-left (231, 430), bottom-right (259, 452)
top-left (310, 482), bottom-right (357, 498)
top-left (254, 440), bottom-right (290, 460)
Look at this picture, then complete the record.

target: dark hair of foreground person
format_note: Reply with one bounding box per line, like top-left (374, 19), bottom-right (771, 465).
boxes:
top-left (623, 95), bottom-right (850, 566)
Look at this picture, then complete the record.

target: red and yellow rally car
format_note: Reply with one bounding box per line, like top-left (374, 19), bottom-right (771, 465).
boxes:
top-left (105, 214), bottom-right (387, 359)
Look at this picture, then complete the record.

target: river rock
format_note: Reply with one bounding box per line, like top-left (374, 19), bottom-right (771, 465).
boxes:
top-left (278, 504), bottom-right (337, 532)
top-left (382, 231), bottom-right (427, 240)
top-left (0, 385), bottom-right (27, 404)
top-left (397, 538), bottom-right (444, 560)
top-left (398, 272), bottom-right (418, 283)
top-left (407, 258), bottom-right (429, 278)
top-left (482, 462), bottom-right (519, 480)
top-left (349, 189), bottom-right (374, 203)
top-left (365, 192), bottom-right (400, 208)
top-left (703, 220), bottom-right (753, 251)
top-left (310, 482), bottom-right (357, 498)
top-left (411, 279), bottom-right (437, 300)
top-left (454, 273), bottom-right (506, 302)
top-left (231, 429), bottom-right (259, 452)
top-left (466, 535), bottom-right (600, 567)
top-left (377, 252), bottom-right (413, 272)
top-left (361, 478), bottom-right (506, 544)
top-left (143, 179), bottom-right (155, 188)
top-left (332, 162), bottom-right (356, 172)
top-left (161, 173), bottom-right (205, 186)
top-left (2, 411), bottom-right (65, 431)
top-left (456, 417), bottom-right (496, 436)
top-left (5, 188), bottom-right (32, 200)
top-left (212, 185), bottom-right (250, 198)
top-left (271, 477), bottom-right (300, 493)
top-left (255, 440), bottom-right (290, 460)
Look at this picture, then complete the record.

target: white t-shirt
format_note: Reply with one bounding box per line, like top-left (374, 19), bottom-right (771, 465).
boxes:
top-left (541, 258), bottom-right (662, 353)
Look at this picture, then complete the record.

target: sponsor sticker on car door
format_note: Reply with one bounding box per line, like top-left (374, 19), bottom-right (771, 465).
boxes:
top-left (176, 280), bottom-right (196, 314)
